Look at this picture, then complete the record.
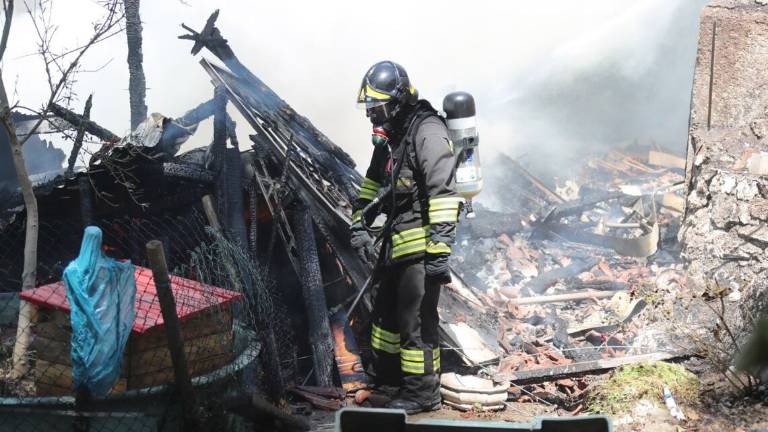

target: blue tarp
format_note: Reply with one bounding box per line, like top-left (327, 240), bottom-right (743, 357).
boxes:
top-left (63, 226), bottom-right (136, 397)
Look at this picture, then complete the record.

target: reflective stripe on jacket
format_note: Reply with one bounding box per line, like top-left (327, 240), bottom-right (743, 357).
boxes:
top-left (353, 101), bottom-right (460, 263)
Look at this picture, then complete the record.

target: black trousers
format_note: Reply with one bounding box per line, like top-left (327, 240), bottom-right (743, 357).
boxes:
top-left (369, 258), bottom-right (442, 403)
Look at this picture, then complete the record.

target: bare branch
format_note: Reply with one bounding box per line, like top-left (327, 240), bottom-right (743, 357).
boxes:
top-left (17, 0), bottom-right (125, 147)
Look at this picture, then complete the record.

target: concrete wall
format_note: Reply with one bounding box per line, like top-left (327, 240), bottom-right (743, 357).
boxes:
top-left (681, 0), bottom-right (768, 315)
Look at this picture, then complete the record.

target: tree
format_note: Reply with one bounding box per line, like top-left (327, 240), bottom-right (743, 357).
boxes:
top-left (0, 0), bottom-right (125, 377)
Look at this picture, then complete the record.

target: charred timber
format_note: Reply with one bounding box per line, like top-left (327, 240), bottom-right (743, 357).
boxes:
top-left (49, 103), bottom-right (120, 143)
top-left (225, 148), bottom-right (248, 248)
top-left (125, 0), bottom-right (148, 130)
top-left (78, 176), bottom-right (94, 227)
top-left (290, 204), bottom-right (335, 388)
top-left (212, 85), bottom-right (229, 226)
top-left (66, 95), bottom-right (92, 176)
top-left (204, 61), bottom-right (370, 290)
top-left (179, 10), bottom-right (360, 201)
top-left (175, 98), bottom-right (216, 128)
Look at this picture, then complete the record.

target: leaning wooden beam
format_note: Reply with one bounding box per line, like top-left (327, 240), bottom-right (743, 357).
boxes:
top-left (175, 98), bottom-right (216, 128)
top-left (203, 60), bottom-right (369, 290)
top-left (179, 10), bottom-right (361, 201)
top-left (145, 240), bottom-right (203, 432)
top-left (291, 205), bottom-right (336, 388)
top-left (49, 103), bottom-right (120, 143)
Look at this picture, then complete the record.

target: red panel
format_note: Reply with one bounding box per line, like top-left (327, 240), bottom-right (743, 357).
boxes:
top-left (20, 265), bottom-right (243, 334)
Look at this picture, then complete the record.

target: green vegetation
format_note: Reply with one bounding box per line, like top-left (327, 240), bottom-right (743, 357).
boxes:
top-left (587, 361), bottom-right (700, 415)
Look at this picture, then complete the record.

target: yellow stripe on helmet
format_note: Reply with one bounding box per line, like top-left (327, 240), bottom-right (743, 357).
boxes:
top-left (364, 85), bottom-right (392, 101)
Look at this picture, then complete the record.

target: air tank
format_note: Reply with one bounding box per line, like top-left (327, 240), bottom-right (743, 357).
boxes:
top-left (443, 91), bottom-right (482, 219)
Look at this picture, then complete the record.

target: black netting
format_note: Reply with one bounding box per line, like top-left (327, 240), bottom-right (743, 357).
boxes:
top-left (0, 194), bottom-right (294, 431)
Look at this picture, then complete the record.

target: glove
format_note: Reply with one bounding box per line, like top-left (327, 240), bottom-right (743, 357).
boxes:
top-left (425, 251), bottom-right (451, 284)
top-left (350, 222), bottom-right (376, 263)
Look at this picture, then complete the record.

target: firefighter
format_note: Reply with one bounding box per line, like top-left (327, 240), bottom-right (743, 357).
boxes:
top-left (350, 61), bottom-right (461, 414)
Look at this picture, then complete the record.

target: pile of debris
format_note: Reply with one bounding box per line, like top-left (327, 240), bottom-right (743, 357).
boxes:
top-left (447, 145), bottom-right (688, 410)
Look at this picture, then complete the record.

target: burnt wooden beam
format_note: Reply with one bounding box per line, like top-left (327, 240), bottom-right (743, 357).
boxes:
top-left (66, 95), bottom-right (92, 176)
top-left (290, 204), bottom-right (335, 388)
top-left (522, 257), bottom-right (599, 295)
top-left (212, 85), bottom-right (229, 226)
top-left (78, 176), bottom-right (94, 228)
top-left (49, 103), bottom-right (120, 143)
top-left (175, 98), bottom-right (216, 128)
top-left (125, 0), bottom-right (148, 129)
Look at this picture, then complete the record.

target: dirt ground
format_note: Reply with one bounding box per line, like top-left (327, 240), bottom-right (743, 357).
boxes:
top-left (308, 367), bottom-right (768, 431)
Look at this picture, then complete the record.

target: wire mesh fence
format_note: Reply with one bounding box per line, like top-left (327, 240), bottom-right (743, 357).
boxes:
top-left (0, 196), bottom-right (292, 431)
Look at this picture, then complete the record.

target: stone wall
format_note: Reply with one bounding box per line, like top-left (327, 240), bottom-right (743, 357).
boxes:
top-left (680, 0), bottom-right (768, 313)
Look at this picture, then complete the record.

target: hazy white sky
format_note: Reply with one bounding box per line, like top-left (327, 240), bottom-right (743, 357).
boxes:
top-left (2, 0), bottom-right (708, 170)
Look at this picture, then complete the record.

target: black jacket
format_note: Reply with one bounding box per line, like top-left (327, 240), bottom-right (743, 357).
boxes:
top-left (353, 101), bottom-right (461, 264)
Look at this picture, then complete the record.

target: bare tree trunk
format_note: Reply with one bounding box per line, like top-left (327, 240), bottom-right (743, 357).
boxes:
top-left (125, 0), bottom-right (147, 130)
top-left (0, 74), bottom-right (40, 378)
top-left (0, 82), bottom-right (37, 293)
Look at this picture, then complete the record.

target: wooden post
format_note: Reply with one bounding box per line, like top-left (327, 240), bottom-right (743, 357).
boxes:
top-left (145, 240), bottom-right (203, 431)
top-left (225, 147), bottom-right (248, 247)
top-left (290, 205), bottom-right (335, 388)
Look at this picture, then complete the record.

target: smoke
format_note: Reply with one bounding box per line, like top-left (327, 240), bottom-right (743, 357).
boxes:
top-left (0, 131), bottom-right (65, 190)
top-left (3, 1), bottom-right (709, 184)
top-left (485, 0), bottom-right (710, 180)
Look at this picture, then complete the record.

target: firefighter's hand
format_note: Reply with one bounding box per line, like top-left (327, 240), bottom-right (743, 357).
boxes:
top-left (350, 222), bottom-right (376, 263)
top-left (425, 251), bottom-right (451, 284)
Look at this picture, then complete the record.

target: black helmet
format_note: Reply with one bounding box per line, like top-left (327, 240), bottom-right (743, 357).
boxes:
top-left (357, 61), bottom-right (418, 125)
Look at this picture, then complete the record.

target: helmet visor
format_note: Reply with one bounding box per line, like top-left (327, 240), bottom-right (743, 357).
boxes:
top-left (356, 83), bottom-right (394, 110)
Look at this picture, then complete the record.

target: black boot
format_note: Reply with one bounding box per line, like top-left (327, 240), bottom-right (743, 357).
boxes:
top-left (387, 372), bottom-right (441, 414)
top-left (386, 397), bottom-right (441, 415)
